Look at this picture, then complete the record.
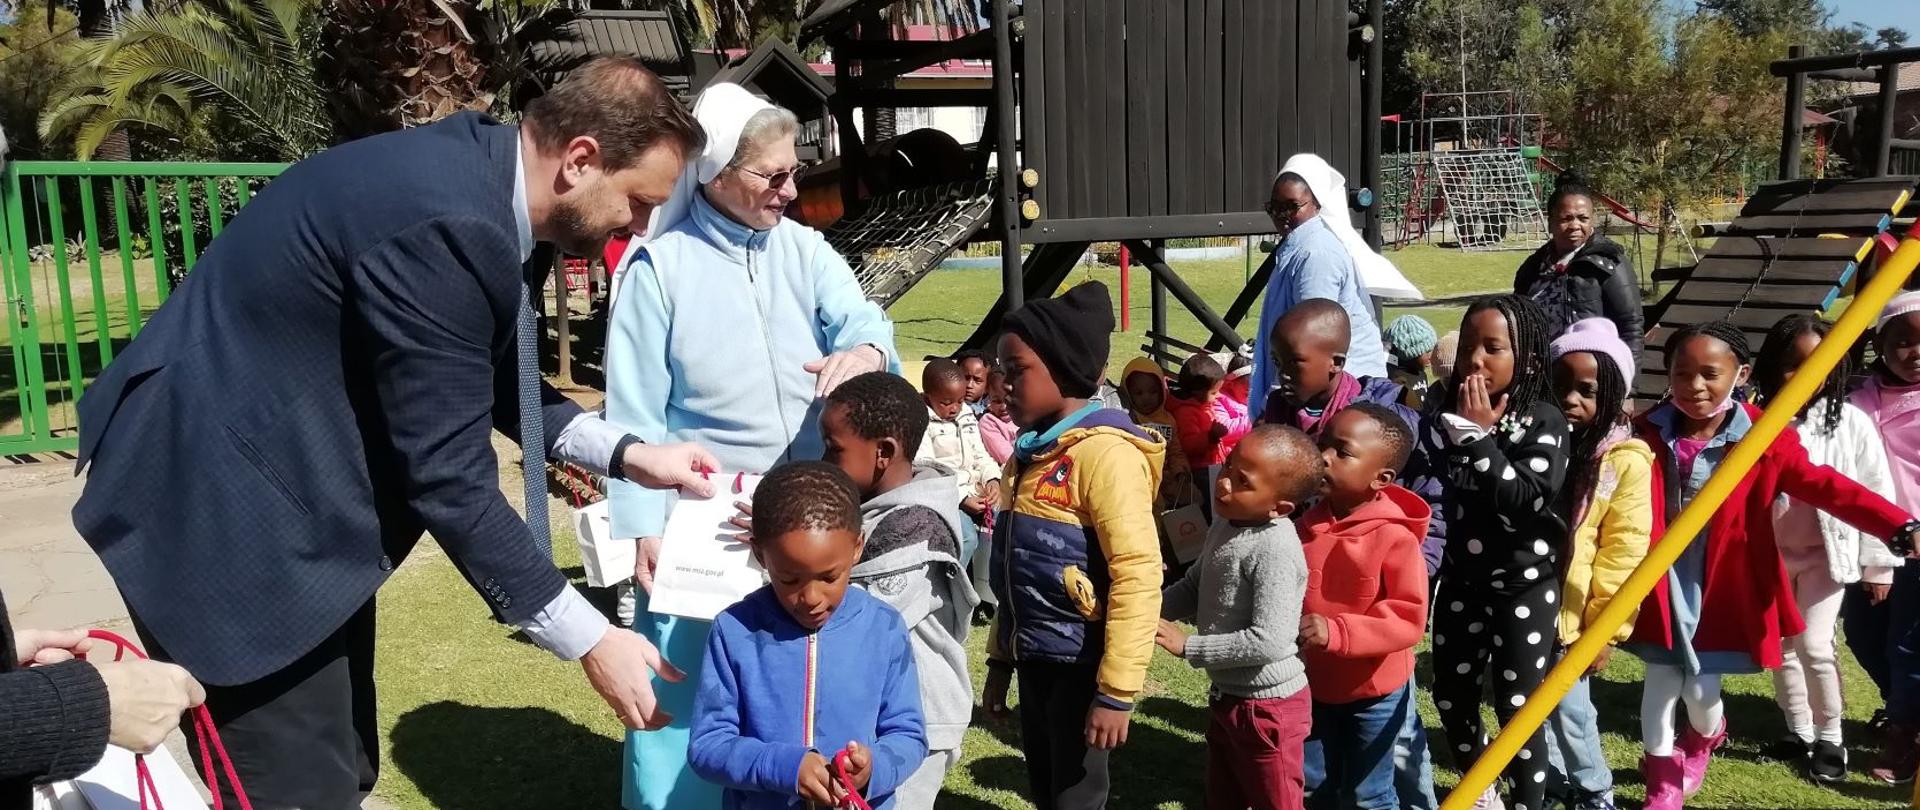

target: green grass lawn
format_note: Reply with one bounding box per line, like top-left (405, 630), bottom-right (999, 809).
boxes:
top-left (362, 245), bottom-right (1911, 808)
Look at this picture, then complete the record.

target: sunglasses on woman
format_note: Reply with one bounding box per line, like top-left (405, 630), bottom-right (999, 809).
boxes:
top-left (737, 164), bottom-right (807, 190)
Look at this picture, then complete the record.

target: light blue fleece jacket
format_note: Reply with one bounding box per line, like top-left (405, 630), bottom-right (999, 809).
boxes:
top-left (1248, 216), bottom-right (1388, 422)
top-left (608, 191), bottom-right (898, 810)
top-left (690, 586), bottom-right (927, 809)
top-left (605, 190), bottom-right (900, 539)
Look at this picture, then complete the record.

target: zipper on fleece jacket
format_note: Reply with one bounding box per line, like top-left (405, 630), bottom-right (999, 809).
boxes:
top-left (803, 631), bottom-right (818, 809)
top-left (745, 250), bottom-right (794, 466)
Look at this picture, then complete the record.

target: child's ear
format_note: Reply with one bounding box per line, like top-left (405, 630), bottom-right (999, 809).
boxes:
top-left (1272, 499), bottom-right (1296, 520)
top-left (1735, 363), bottom-right (1753, 388)
top-left (876, 436), bottom-right (902, 470)
top-left (1331, 351), bottom-right (1348, 371)
top-left (1372, 467), bottom-right (1396, 492)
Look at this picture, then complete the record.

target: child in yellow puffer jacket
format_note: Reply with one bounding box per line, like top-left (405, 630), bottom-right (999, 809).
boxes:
top-left (978, 282), bottom-right (1165, 810)
top-left (1544, 318), bottom-right (1654, 810)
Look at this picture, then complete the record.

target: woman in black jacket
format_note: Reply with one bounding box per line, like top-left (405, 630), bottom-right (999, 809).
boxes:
top-left (1, 589), bottom-right (202, 808)
top-left (1513, 179), bottom-right (1645, 357)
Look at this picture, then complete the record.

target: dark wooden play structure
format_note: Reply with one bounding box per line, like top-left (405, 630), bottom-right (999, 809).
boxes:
top-left (1633, 46), bottom-right (1920, 402)
top-left (781, 0), bottom-right (1384, 359)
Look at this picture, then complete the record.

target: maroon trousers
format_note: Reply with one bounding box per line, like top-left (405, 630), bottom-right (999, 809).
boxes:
top-left (1207, 687), bottom-right (1313, 810)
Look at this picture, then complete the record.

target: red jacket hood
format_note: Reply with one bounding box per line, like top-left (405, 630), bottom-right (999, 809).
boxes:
top-left (1305, 485), bottom-right (1433, 540)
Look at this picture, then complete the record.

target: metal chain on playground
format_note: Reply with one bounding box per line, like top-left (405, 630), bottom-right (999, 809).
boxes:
top-left (822, 179), bottom-right (994, 307)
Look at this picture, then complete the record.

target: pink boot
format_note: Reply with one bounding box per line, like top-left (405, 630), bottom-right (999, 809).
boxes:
top-left (1641, 751), bottom-right (1685, 810)
top-left (1678, 721), bottom-right (1728, 797)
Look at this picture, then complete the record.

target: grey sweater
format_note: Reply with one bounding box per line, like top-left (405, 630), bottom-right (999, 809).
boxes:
top-left (1161, 519), bottom-right (1309, 699)
top-left (853, 462), bottom-right (981, 752)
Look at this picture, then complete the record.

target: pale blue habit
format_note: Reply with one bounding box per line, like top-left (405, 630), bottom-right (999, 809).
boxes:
top-left (1248, 216), bottom-right (1389, 421)
top-left (604, 189), bottom-right (898, 810)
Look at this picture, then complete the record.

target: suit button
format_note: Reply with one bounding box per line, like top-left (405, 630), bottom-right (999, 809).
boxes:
top-left (500, 597), bottom-right (513, 608)
top-left (379, 556), bottom-right (393, 572)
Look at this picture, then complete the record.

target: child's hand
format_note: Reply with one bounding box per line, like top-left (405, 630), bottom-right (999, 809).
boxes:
top-left (1086, 704), bottom-right (1132, 750)
top-left (797, 751), bottom-right (836, 806)
top-left (981, 479), bottom-right (1003, 504)
top-left (1868, 582), bottom-right (1893, 605)
top-left (727, 501), bottom-right (754, 541)
top-left (1455, 374), bottom-right (1508, 430)
top-left (1155, 619), bottom-right (1189, 657)
top-left (841, 741), bottom-right (872, 793)
top-left (961, 495), bottom-right (988, 519)
top-left (1209, 421), bottom-right (1229, 441)
top-left (982, 665), bottom-right (1014, 719)
top-left (1587, 645), bottom-right (1613, 675)
top-left (1298, 614), bottom-right (1331, 650)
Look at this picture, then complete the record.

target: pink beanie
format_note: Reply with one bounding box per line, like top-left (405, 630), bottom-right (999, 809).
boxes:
top-left (1880, 290), bottom-right (1920, 329)
top-left (1551, 317), bottom-right (1637, 384)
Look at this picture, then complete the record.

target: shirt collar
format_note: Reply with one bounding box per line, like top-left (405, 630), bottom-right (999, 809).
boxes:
top-left (1650, 400), bottom-right (1752, 448)
top-left (512, 130), bottom-right (534, 263)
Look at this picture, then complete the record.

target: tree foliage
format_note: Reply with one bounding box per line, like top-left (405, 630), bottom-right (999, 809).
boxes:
top-left (1, 1), bottom-right (84, 159)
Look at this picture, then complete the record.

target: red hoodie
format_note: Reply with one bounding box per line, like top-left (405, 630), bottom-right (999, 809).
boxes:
top-left (1298, 485), bottom-right (1432, 704)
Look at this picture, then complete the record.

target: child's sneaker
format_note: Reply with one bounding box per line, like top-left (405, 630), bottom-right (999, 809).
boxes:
top-left (1870, 724), bottom-right (1920, 785)
top-left (1766, 734), bottom-right (1812, 763)
top-left (1809, 740), bottom-right (1847, 783)
top-left (1469, 786), bottom-right (1505, 810)
top-left (1571, 791), bottom-right (1617, 810)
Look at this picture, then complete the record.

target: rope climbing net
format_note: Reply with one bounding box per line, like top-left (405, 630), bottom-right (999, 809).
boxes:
top-left (822, 179), bottom-right (996, 307)
top-left (1430, 148), bottom-right (1550, 251)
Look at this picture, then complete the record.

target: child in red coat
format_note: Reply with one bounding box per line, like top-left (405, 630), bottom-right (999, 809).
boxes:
top-left (1297, 402), bottom-right (1431, 809)
top-left (1166, 353), bottom-right (1251, 486)
top-left (1627, 320), bottom-right (1920, 809)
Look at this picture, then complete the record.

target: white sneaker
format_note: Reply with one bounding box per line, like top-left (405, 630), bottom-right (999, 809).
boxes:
top-left (1470, 786), bottom-right (1506, 810)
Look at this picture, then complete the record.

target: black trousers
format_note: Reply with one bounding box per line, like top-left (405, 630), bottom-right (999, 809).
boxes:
top-left (1016, 661), bottom-right (1112, 810)
top-left (134, 600), bottom-right (379, 810)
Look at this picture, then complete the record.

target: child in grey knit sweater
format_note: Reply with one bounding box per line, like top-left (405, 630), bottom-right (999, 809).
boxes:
top-left (1157, 424), bottom-right (1324, 810)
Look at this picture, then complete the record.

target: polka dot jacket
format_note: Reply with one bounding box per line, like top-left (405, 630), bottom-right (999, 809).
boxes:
top-left (1423, 399), bottom-right (1572, 588)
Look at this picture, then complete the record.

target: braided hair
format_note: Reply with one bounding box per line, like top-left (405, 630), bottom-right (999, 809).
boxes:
top-left (1561, 350), bottom-right (1629, 511)
top-left (1663, 320), bottom-right (1753, 366)
top-left (1754, 314), bottom-right (1849, 436)
top-left (752, 461), bottom-right (863, 544)
top-left (1436, 294), bottom-right (1553, 420)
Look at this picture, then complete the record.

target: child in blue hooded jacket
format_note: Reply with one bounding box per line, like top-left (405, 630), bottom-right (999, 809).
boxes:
top-left (689, 462), bottom-right (927, 809)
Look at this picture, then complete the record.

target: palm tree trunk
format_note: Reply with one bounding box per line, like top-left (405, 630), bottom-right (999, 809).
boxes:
top-left (320, 0), bottom-right (494, 141)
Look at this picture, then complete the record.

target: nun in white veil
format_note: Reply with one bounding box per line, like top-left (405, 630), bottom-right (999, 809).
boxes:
top-left (603, 82), bottom-right (898, 810)
top-left (1247, 153), bottom-right (1417, 419)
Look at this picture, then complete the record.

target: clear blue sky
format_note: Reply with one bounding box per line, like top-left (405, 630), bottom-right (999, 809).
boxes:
top-left (1826, 0), bottom-right (1903, 35)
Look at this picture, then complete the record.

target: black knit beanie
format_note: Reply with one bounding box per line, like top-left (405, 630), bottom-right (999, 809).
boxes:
top-left (1003, 281), bottom-right (1113, 399)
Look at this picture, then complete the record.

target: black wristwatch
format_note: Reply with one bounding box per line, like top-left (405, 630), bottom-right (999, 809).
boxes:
top-left (607, 434), bottom-right (644, 481)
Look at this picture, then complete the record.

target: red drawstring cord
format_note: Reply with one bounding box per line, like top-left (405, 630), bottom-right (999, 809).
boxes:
top-left (831, 749), bottom-right (873, 810)
top-left (84, 630), bottom-right (254, 810)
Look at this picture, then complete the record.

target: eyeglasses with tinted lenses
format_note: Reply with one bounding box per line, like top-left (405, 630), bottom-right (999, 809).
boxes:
top-left (737, 164), bottom-right (806, 189)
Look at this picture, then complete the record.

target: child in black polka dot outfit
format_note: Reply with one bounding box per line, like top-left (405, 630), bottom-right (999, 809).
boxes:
top-left (1421, 295), bottom-right (1570, 810)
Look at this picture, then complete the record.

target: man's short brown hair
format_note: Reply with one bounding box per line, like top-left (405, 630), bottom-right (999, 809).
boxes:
top-left (521, 57), bottom-right (705, 170)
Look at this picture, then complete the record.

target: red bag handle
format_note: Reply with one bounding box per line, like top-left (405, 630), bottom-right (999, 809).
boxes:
top-left (85, 630), bottom-right (254, 810)
top-left (831, 749), bottom-right (873, 810)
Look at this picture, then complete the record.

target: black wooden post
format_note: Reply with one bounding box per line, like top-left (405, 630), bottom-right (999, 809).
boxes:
top-left (992, 0), bottom-right (1025, 312)
top-left (1125, 239), bottom-right (1247, 351)
top-left (1874, 64), bottom-right (1899, 177)
top-left (1779, 44), bottom-right (1804, 181)
top-left (1151, 268), bottom-right (1168, 362)
top-left (1362, 0), bottom-right (1384, 250)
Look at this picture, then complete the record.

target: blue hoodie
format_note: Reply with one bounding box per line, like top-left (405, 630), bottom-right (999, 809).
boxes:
top-left (690, 586), bottom-right (927, 809)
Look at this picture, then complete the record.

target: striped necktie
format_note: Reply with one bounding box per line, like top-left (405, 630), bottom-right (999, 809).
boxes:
top-left (518, 282), bottom-right (550, 557)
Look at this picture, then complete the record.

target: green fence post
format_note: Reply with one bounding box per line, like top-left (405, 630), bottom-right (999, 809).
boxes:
top-left (175, 180), bottom-right (198, 273)
top-left (204, 177), bottom-right (225, 237)
top-left (145, 180), bottom-right (169, 303)
top-left (78, 179), bottom-right (112, 367)
top-left (112, 179), bottom-right (142, 337)
top-left (42, 177), bottom-right (87, 408)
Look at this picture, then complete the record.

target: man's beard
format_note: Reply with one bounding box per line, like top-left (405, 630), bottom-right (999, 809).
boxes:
top-left (550, 198), bottom-right (610, 258)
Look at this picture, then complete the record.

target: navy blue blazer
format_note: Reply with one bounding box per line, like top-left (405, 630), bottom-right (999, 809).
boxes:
top-left (73, 113), bottom-right (590, 686)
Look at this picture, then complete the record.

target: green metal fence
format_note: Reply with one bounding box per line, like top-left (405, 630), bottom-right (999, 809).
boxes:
top-left (0, 161), bottom-right (290, 455)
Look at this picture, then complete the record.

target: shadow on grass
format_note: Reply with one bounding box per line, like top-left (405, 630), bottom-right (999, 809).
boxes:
top-left (964, 694), bottom-right (1207, 806)
top-left (392, 701), bottom-right (624, 810)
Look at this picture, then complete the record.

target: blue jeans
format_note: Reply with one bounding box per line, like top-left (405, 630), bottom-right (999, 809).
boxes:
top-left (1395, 694), bottom-right (1438, 810)
top-left (1304, 683), bottom-right (1422, 810)
top-left (1543, 647), bottom-right (1612, 798)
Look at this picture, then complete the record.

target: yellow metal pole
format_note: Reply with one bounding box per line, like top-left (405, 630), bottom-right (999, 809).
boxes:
top-left (1441, 232), bottom-right (1920, 810)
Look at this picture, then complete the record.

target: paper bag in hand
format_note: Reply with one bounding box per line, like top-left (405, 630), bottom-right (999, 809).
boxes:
top-left (649, 472), bottom-right (766, 621)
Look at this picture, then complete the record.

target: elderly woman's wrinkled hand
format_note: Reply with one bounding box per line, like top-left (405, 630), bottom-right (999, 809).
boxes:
top-left (804, 344), bottom-right (888, 398)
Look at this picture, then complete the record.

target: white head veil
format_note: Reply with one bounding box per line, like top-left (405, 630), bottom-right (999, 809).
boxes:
top-left (610, 83), bottom-right (774, 300)
top-left (1275, 153), bottom-right (1421, 300)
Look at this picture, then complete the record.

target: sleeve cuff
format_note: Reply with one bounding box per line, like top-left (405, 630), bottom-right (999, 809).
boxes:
top-left (1439, 413), bottom-right (1489, 445)
top-left (515, 585), bottom-right (611, 661)
top-left (38, 660), bottom-right (112, 783)
top-left (1093, 693), bottom-right (1135, 712)
top-left (550, 411), bottom-right (627, 476)
top-left (1323, 617), bottom-right (1350, 657)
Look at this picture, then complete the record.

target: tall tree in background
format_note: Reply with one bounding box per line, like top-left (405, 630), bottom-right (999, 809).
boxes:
top-left (1877, 27), bottom-right (1909, 49)
top-left (1, 2), bottom-right (83, 159)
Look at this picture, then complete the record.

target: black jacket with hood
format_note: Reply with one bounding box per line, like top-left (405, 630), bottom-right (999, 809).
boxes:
top-left (1513, 234), bottom-right (1644, 356)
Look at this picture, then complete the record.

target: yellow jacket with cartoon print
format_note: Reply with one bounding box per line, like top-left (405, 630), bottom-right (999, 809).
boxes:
top-left (1558, 437), bottom-right (1654, 646)
top-left (987, 407), bottom-right (1165, 708)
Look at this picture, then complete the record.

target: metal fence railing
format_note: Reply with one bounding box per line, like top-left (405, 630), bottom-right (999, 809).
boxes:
top-left (0, 161), bottom-right (290, 455)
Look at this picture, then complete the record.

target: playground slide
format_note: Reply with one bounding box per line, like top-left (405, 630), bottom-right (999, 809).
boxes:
top-left (1534, 154), bottom-right (1657, 229)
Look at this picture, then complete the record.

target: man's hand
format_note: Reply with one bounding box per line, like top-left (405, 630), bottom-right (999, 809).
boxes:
top-left (982, 665), bottom-right (1013, 719)
top-left (94, 659), bottom-right (205, 754)
top-left (580, 627), bottom-right (684, 730)
top-left (14, 628), bottom-right (91, 667)
top-left (1298, 614), bottom-right (1331, 651)
top-left (1085, 704), bottom-right (1131, 750)
top-left (804, 345), bottom-right (887, 398)
top-left (621, 442), bottom-right (719, 496)
top-left (1587, 645), bottom-right (1614, 675)
top-left (797, 751), bottom-right (836, 806)
top-left (1155, 619), bottom-right (1189, 657)
top-left (634, 537), bottom-right (663, 595)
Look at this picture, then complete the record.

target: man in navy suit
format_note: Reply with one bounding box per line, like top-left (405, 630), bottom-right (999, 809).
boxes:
top-left (72, 59), bottom-right (716, 808)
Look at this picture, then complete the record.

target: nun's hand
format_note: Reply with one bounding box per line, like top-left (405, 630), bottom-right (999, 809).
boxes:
top-left (804, 344), bottom-right (887, 398)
